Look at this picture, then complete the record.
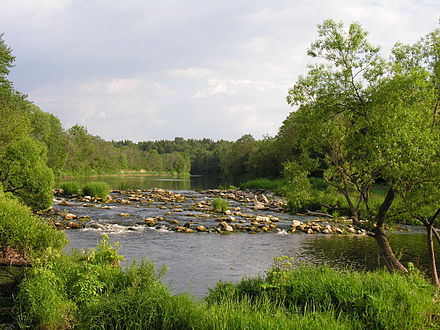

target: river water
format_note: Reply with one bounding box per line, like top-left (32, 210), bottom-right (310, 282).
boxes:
top-left (59, 175), bottom-right (439, 297)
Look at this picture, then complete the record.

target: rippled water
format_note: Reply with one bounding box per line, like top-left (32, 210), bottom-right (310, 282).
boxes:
top-left (61, 176), bottom-right (438, 297)
top-left (67, 229), bottom-right (438, 297)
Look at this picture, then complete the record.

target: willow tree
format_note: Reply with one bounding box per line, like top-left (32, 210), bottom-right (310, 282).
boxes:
top-left (285, 20), bottom-right (439, 271)
top-left (0, 35), bottom-right (54, 210)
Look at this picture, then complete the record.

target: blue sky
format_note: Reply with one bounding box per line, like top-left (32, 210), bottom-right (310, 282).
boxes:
top-left (2, 0), bottom-right (439, 141)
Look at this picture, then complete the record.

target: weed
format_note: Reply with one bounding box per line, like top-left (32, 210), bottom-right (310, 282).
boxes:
top-left (211, 198), bottom-right (228, 212)
top-left (82, 182), bottom-right (110, 200)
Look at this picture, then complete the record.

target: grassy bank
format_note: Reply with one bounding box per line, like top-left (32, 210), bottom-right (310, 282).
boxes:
top-left (240, 177), bottom-right (286, 193)
top-left (11, 241), bottom-right (440, 329)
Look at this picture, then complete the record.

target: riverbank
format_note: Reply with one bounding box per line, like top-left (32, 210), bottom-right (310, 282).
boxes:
top-left (9, 242), bottom-right (440, 329)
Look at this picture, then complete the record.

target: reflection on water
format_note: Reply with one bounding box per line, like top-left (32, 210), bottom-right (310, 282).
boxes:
top-left (57, 174), bottom-right (220, 191)
top-left (302, 233), bottom-right (439, 273)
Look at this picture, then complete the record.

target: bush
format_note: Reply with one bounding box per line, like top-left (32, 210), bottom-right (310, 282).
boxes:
top-left (60, 181), bottom-right (81, 196)
top-left (0, 194), bottom-right (68, 260)
top-left (82, 182), bottom-right (110, 200)
top-left (211, 198), bottom-right (228, 212)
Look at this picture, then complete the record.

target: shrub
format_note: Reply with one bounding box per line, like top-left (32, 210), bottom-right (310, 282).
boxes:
top-left (211, 198), bottom-right (228, 212)
top-left (60, 181), bottom-right (81, 196)
top-left (82, 182), bottom-right (110, 200)
top-left (0, 194), bottom-right (68, 260)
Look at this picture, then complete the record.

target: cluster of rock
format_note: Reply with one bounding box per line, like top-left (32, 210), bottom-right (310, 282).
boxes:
top-left (36, 207), bottom-right (91, 230)
top-left (48, 188), bottom-right (370, 236)
top-left (290, 220), bottom-right (367, 235)
top-left (202, 189), bottom-right (287, 213)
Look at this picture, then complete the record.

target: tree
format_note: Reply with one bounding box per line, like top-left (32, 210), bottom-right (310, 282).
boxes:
top-left (27, 104), bottom-right (68, 175)
top-left (389, 28), bottom-right (440, 285)
top-left (0, 33), bottom-right (14, 83)
top-left (0, 136), bottom-right (54, 210)
top-left (285, 20), bottom-right (439, 272)
top-left (0, 35), bottom-right (55, 209)
top-left (218, 135), bottom-right (258, 183)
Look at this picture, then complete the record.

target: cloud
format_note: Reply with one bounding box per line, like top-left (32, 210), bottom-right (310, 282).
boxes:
top-left (1, 0), bottom-right (439, 141)
top-left (166, 67), bottom-right (212, 79)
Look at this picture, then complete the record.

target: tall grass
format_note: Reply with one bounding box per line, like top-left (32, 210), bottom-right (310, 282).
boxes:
top-left (207, 261), bottom-right (439, 330)
top-left (82, 182), bottom-right (110, 200)
top-left (14, 241), bottom-right (439, 330)
top-left (60, 181), bottom-right (81, 196)
top-left (240, 177), bottom-right (286, 193)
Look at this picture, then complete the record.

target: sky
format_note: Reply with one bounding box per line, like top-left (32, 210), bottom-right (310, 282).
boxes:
top-left (1, 0), bottom-right (439, 142)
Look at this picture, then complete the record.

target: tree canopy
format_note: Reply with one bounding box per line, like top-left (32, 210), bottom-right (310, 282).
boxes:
top-left (284, 19), bottom-right (439, 271)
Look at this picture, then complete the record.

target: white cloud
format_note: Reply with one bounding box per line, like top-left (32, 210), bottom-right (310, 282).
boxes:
top-left (166, 67), bottom-right (212, 79)
top-left (2, 0), bottom-right (439, 141)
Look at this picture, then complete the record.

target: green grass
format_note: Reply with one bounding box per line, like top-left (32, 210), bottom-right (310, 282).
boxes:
top-left (60, 181), bottom-right (81, 196)
top-left (240, 177), bottom-right (286, 193)
top-left (82, 182), bottom-right (110, 200)
top-left (16, 249), bottom-right (438, 329)
top-left (211, 198), bottom-right (228, 212)
top-left (207, 260), bottom-right (439, 330)
top-left (0, 194), bottom-right (68, 259)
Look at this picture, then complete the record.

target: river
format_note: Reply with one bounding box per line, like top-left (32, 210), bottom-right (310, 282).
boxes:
top-left (58, 175), bottom-right (439, 297)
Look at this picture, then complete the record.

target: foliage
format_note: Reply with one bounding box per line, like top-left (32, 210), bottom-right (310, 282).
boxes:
top-left (0, 36), bottom-right (55, 210)
top-left (82, 182), bottom-right (110, 200)
top-left (240, 177), bottom-right (286, 193)
top-left (284, 19), bottom-right (439, 223)
top-left (211, 198), bottom-right (228, 212)
top-left (27, 105), bottom-right (68, 176)
top-left (60, 181), bottom-right (81, 196)
top-left (13, 233), bottom-right (439, 329)
top-left (14, 266), bottom-right (76, 329)
top-left (14, 236), bottom-right (167, 329)
top-left (207, 262), bottom-right (439, 329)
top-left (0, 191), bottom-right (67, 259)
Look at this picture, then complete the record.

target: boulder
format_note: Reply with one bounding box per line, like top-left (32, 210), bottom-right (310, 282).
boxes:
top-left (196, 225), bottom-right (207, 232)
top-left (63, 213), bottom-right (77, 220)
top-left (145, 218), bottom-right (157, 226)
top-left (291, 220), bottom-right (304, 228)
top-left (66, 221), bottom-right (82, 229)
top-left (253, 202), bottom-right (266, 210)
top-left (255, 216), bottom-right (270, 223)
top-left (218, 221), bottom-right (234, 232)
top-left (259, 194), bottom-right (270, 204)
top-left (334, 227), bottom-right (344, 234)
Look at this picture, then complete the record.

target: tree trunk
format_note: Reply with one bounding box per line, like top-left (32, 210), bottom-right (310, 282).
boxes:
top-left (372, 225), bottom-right (408, 272)
top-left (426, 225), bottom-right (440, 287)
